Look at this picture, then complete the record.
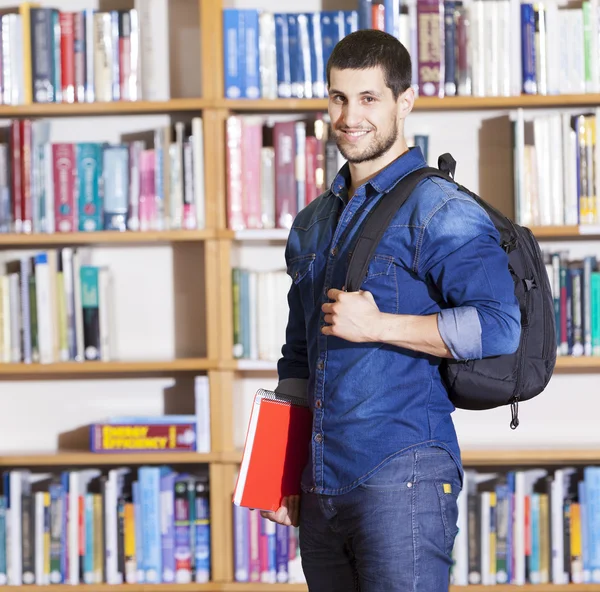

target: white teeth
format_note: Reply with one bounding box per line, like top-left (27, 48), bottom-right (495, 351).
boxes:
top-left (346, 131), bottom-right (368, 137)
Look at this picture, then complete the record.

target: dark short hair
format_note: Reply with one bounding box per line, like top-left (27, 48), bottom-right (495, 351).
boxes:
top-left (326, 29), bottom-right (412, 100)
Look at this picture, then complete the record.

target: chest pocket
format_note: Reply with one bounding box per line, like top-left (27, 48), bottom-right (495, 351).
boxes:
top-left (287, 253), bottom-right (316, 316)
top-left (360, 254), bottom-right (399, 314)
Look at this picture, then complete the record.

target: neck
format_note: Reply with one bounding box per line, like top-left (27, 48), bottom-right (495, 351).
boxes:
top-left (348, 137), bottom-right (410, 198)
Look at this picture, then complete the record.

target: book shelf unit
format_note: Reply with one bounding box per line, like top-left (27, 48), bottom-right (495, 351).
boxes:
top-left (0, 0), bottom-right (598, 589)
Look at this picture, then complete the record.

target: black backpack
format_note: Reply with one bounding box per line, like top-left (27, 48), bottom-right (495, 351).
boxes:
top-left (345, 153), bottom-right (557, 429)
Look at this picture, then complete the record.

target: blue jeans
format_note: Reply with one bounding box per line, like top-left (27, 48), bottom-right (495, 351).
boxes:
top-left (299, 446), bottom-right (462, 591)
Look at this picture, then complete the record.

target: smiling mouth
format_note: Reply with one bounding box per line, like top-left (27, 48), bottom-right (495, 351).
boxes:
top-left (340, 129), bottom-right (371, 140)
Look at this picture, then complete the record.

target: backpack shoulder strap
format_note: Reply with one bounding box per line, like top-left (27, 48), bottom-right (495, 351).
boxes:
top-left (344, 165), bottom-right (454, 293)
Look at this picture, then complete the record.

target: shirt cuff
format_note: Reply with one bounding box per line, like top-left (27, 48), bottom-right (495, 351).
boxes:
top-left (275, 378), bottom-right (309, 402)
top-left (437, 306), bottom-right (482, 360)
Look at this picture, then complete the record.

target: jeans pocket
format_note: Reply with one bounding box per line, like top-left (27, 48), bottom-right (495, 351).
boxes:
top-left (435, 479), bottom-right (460, 557)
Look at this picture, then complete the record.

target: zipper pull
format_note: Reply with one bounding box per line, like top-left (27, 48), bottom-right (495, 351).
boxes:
top-left (510, 396), bottom-right (520, 430)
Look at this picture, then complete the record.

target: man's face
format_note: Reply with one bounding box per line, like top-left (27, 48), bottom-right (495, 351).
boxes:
top-left (328, 66), bottom-right (400, 164)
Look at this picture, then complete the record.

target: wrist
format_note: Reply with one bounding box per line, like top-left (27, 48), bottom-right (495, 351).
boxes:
top-left (370, 311), bottom-right (391, 342)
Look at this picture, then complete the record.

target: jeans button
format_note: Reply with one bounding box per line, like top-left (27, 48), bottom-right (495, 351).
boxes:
top-left (314, 433), bottom-right (323, 443)
top-left (317, 360), bottom-right (324, 371)
top-left (330, 247), bottom-right (338, 257)
top-left (315, 399), bottom-right (322, 409)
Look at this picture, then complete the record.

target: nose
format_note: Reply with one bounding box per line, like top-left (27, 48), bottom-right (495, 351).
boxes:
top-left (342, 100), bottom-right (364, 128)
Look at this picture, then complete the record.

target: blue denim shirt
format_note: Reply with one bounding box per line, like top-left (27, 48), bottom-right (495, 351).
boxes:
top-left (276, 147), bottom-right (521, 496)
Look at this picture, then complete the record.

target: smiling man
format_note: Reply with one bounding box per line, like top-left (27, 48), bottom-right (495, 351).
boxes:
top-left (261, 29), bottom-right (521, 591)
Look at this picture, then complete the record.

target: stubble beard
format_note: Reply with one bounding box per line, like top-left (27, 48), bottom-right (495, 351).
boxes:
top-left (334, 115), bottom-right (399, 164)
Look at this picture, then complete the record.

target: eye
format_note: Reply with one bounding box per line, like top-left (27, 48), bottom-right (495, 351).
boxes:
top-left (332, 94), bottom-right (345, 103)
top-left (363, 96), bottom-right (376, 103)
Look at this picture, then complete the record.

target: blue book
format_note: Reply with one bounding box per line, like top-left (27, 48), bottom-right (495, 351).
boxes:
top-left (358, 0), bottom-right (373, 30)
top-left (345, 10), bottom-right (359, 36)
top-left (194, 480), bottom-right (210, 583)
top-left (275, 522), bottom-right (288, 583)
top-left (584, 467), bottom-right (600, 582)
top-left (384, 0), bottom-right (400, 37)
top-left (242, 9), bottom-right (260, 98)
top-left (133, 481), bottom-right (145, 583)
top-left (233, 505), bottom-right (250, 581)
top-left (139, 466), bottom-right (163, 583)
top-left (308, 13), bottom-right (325, 98)
top-left (77, 143), bottom-right (103, 231)
top-left (102, 144), bottom-right (129, 231)
top-left (274, 14), bottom-right (292, 97)
top-left (223, 9), bottom-right (244, 99)
top-left (296, 13), bottom-right (313, 98)
top-left (320, 11), bottom-right (344, 84)
top-left (520, 4), bottom-right (537, 94)
top-left (160, 471), bottom-right (177, 583)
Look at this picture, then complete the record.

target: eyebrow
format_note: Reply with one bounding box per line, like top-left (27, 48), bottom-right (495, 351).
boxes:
top-left (329, 89), bottom-right (383, 98)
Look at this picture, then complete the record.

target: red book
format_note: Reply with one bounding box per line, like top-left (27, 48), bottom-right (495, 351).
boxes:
top-left (59, 12), bottom-right (75, 103)
top-left (233, 388), bottom-right (312, 512)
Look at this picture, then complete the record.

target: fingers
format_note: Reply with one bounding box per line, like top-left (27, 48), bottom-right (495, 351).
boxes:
top-left (259, 496), bottom-right (301, 527)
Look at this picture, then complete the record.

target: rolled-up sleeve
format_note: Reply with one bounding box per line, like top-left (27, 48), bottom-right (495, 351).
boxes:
top-left (418, 193), bottom-right (521, 360)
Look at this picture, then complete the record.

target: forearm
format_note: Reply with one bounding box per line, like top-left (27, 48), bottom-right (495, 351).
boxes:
top-left (373, 311), bottom-right (454, 358)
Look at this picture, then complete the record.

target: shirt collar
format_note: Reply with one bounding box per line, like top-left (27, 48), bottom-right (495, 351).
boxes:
top-left (329, 146), bottom-right (427, 199)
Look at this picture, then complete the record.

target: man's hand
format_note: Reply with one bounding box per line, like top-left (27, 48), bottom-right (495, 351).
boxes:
top-left (258, 495), bottom-right (300, 527)
top-left (321, 288), bottom-right (382, 342)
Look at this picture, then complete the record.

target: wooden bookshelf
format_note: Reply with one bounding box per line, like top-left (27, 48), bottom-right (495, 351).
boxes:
top-left (0, 451), bottom-right (221, 467)
top-left (219, 93), bottom-right (600, 112)
top-left (530, 225), bottom-right (600, 239)
top-left (0, 98), bottom-right (209, 118)
top-left (219, 447), bottom-right (600, 467)
top-left (0, 358), bottom-right (215, 377)
top-left (0, 229), bottom-right (216, 246)
top-left (219, 584), bottom-right (600, 591)
top-left (6, 585), bottom-right (600, 592)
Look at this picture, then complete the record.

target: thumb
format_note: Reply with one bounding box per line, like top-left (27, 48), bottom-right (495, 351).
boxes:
top-left (360, 289), bottom-right (375, 302)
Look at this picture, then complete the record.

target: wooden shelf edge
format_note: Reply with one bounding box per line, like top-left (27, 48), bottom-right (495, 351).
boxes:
top-left (0, 98), bottom-right (209, 117)
top-left (0, 358), bottom-right (217, 376)
top-left (220, 584), bottom-right (600, 591)
top-left (554, 356), bottom-right (600, 371)
top-left (6, 583), bottom-right (600, 591)
top-left (219, 448), bottom-right (600, 467)
top-left (0, 451), bottom-right (220, 467)
top-left (0, 229), bottom-right (216, 246)
top-left (218, 93), bottom-right (600, 112)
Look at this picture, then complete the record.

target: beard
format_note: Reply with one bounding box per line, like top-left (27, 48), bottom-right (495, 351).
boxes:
top-left (333, 115), bottom-right (399, 164)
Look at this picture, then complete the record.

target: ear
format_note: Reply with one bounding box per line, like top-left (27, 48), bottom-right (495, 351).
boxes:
top-left (398, 86), bottom-right (415, 119)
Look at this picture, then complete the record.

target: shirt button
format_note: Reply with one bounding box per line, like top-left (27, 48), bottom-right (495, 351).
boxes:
top-left (316, 360), bottom-right (324, 370)
top-left (330, 247), bottom-right (338, 257)
top-left (315, 399), bottom-right (322, 409)
top-left (314, 433), bottom-right (323, 443)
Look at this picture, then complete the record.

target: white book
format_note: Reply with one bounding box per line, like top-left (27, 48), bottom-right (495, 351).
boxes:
top-left (548, 114), bottom-right (564, 226)
top-left (8, 471), bottom-right (25, 585)
top-left (34, 492), bottom-right (46, 586)
top-left (191, 117), bottom-right (205, 229)
top-left (8, 272), bottom-right (20, 363)
top-left (483, 1), bottom-right (499, 97)
top-left (248, 270), bottom-right (258, 360)
top-left (562, 112), bottom-right (579, 225)
top-left (480, 491), bottom-right (491, 585)
top-left (1, 275), bottom-right (9, 363)
top-left (259, 12), bottom-right (277, 99)
top-left (452, 470), bottom-right (469, 585)
top-left (194, 375), bottom-right (211, 453)
top-left (34, 253), bottom-right (53, 364)
top-left (509, 0), bottom-right (522, 95)
top-left (135, 0), bottom-right (170, 101)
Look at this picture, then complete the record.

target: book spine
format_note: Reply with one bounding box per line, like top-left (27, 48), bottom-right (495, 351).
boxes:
top-left (102, 144), bottom-right (129, 231)
top-left (53, 143), bottom-right (77, 232)
top-left (74, 11), bottom-right (86, 103)
top-left (31, 8), bottom-right (55, 103)
top-left (59, 12), bottom-right (75, 103)
top-left (223, 9), bottom-right (243, 99)
top-left (77, 143), bottom-right (103, 231)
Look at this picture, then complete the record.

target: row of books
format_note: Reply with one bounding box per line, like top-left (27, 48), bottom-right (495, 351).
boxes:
top-left (544, 251), bottom-right (600, 358)
top-left (451, 466), bottom-right (600, 586)
top-left (0, 248), bottom-right (109, 364)
top-left (1, 2), bottom-right (169, 105)
top-left (0, 117), bottom-right (205, 235)
top-left (0, 466), bottom-right (210, 586)
top-left (513, 109), bottom-right (600, 227)
top-left (221, 0), bottom-right (597, 101)
top-left (225, 112), bottom-right (429, 231)
top-left (88, 377), bottom-right (211, 455)
top-left (232, 268), bottom-right (289, 362)
top-left (232, 505), bottom-right (305, 584)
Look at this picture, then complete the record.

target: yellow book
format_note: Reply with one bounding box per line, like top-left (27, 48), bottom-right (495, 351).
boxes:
top-left (571, 502), bottom-right (583, 583)
top-left (18, 2), bottom-right (38, 105)
top-left (124, 502), bottom-right (136, 584)
top-left (539, 493), bottom-right (549, 584)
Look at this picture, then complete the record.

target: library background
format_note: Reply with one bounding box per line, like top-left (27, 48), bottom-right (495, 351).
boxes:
top-left (0, 0), bottom-right (598, 589)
